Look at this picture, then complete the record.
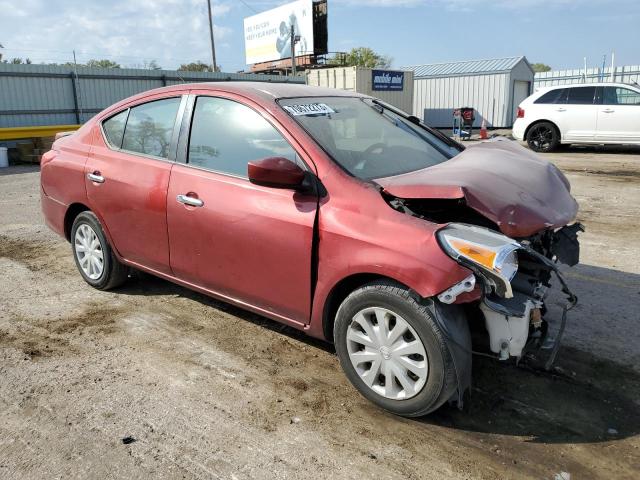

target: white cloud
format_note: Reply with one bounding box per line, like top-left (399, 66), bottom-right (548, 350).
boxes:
top-left (0, 0), bottom-right (235, 69)
top-left (333, 0), bottom-right (635, 9)
top-left (1, 0), bottom-right (636, 71)
top-left (333, 0), bottom-right (427, 5)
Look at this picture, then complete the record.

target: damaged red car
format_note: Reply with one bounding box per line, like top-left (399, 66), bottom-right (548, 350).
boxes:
top-left (41, 83), bottom-right (582, 417)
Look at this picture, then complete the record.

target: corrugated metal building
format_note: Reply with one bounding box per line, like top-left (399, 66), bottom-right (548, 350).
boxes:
top-left (0, 64), bottom-right (304, 128)
top-left (406, 56), bottom-right (534, 128)
top-left (306, 66), bottom-right (414, 113)
top-left (535, 65), bottom-right (640, 88)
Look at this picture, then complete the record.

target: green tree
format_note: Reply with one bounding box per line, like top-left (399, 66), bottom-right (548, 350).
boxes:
top-left (85, 59), bottom-right (121, 69)
top-left (131, 59), bottom-right (163, 70)
top-left (531, 62), bottom-right (552, 73)
top-left (178, 61), bottom-right (221, 72)
top-left (331, 48), bottom-right (392, 69)
top-left (1, 57), bottom-right (32, 64)
top-left (145, 59), bottom-right (162, 70)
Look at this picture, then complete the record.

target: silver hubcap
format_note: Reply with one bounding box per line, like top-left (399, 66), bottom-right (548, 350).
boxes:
top-left (74, 224), bottom-right (104, 280)
top-left (347, 307), bottom-right (428, 400)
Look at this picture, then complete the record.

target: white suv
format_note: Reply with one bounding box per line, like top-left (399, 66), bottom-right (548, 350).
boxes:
top-left (513, 82), bottom-right (640, 152)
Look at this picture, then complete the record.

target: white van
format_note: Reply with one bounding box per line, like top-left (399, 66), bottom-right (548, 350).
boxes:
top-left (513, 82), bottom-right (640, 152)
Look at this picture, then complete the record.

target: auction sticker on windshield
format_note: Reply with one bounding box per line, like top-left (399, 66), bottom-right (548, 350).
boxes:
top-left (282, 103), bottom-right (335, 116)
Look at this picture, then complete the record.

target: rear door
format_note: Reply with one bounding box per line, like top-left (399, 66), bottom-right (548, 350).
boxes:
top-left (166, 93), bottom-right (318, 324)
top-left (596, 86), bottom-right (640, 143)
top-left (561, 86), bottom-right (598, 141)
top-left (86, 94), bottom-right (185, 274)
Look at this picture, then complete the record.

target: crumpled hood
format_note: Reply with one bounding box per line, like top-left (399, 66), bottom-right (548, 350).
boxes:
top-left (375, 139), bottom-right (579, 238)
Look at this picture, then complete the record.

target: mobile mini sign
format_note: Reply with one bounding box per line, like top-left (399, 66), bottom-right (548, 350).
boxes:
top-left (372, 70), bottom-right (405, 91)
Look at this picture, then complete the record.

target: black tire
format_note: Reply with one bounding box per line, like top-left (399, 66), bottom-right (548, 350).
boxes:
top-left (334, 281), bottom-right (457, 417)
top-left (70, 211), bottom-right (128, 290)
top-left (526, 121), bottom-right (560, 152)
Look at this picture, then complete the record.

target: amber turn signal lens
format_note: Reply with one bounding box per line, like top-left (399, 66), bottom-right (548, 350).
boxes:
top-left (449, 239), bottom-right (497, 269)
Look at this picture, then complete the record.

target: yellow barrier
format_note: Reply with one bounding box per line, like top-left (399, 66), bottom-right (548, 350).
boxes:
top-left (0, 124), bottom-right (81, 141)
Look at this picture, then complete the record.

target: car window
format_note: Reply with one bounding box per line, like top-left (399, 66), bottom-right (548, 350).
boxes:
top-left (121, 97), bottom-right (181, 159)
top-left (102, 109), bottom-right (128, 148)
top-left (188, 96), bottom-right (298, 177)
top-left (535, 88), bottom-right (568, 104)
top-left (566, 87), bottom-right (596, 105)
top-left (603, 87), bottom-right (640, 105)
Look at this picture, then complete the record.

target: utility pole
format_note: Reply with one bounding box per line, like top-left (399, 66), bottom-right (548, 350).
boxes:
top-left (290, 25), bottom-right (300, 76)
top-left (206, 0), bottom-right (217, 72)
top-left (610, 51), bottom-right (615, 83)
top-left (72, 50), bottom-right (83, 123)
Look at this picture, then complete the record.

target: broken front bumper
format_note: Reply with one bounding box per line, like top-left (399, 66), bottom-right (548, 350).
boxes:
top-left (483, 225), bottom-right (582, 366)
top-left (440, 224), bottom-right (582, 367)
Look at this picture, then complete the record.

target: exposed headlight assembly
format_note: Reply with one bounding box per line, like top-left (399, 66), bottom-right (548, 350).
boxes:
top-left (437, 223), bottom-right (520, 298)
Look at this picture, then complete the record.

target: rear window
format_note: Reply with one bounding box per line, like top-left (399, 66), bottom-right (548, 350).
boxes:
top-left (566, 87), bottom-right (596, 105)
top-left (121, 97), bottom-right (181, 159)
top-left (535, 88), bottom-right (567, 104)
top-left (102, 110), bottom-right (128, 148)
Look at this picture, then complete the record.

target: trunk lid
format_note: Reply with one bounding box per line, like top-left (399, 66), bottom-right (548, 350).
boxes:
top-left (375, 139), bottom-right (578, 238)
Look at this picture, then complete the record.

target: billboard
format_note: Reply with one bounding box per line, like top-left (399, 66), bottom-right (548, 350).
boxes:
top-left (244, 0), bottom-right (315, 65)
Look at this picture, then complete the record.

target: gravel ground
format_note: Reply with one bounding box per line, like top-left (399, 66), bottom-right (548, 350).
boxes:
top-left (1, 144), bottom-right (639, 479)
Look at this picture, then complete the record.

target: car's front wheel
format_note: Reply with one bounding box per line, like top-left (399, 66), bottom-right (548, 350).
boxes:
top-left (334, 281), bottom-right (457, 417)
top-left (526, 121), bottom-right (560, 152)
top-left (71, 211), bottom-right (129, 290)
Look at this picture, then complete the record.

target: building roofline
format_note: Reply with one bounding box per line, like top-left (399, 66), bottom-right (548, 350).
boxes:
top-left (402, 55), bottom-right (523, 69)
top-left (403, 55), bottom-right (531, 78)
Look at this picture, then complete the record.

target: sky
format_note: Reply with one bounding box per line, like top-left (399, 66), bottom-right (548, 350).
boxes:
top-left (0, 0), bottom-right (638, 72)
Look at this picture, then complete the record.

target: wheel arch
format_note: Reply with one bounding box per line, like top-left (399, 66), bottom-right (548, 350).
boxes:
top-left (64, 203), bottom-right (91, 241)
top-left (524, 119), bottom-right (561, 142)
top-left (321, 273), bottom-right (413, 343)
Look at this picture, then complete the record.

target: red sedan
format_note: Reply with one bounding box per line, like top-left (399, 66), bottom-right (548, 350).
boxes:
top-left (41, 82), bottom-right (581, 416)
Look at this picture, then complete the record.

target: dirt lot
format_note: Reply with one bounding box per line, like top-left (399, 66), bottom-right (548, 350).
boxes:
top-left (1, 144), bottom-right (639, 479)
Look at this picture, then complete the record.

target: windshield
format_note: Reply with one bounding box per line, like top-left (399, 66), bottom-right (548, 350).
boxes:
top-left (279, 97), bottom-right (461, 180)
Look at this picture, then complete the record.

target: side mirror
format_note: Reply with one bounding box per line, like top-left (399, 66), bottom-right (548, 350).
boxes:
top-left (248, 157), bottom-right (306, 190)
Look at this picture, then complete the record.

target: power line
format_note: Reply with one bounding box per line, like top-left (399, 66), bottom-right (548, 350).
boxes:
top-left (237, 0), bottom-right (259, 14)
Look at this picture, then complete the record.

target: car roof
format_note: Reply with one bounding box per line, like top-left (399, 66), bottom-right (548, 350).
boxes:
top-left (539, 82), bottom-right (638, 90)
top-left (136, 81), bottom-right (365, 103)
top-left (96, 81), bottom-right (368, 120)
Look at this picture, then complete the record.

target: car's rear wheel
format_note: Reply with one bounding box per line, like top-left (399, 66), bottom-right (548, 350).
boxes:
top-left (334, 281), bottom-right (457, 417)
top-left (71, 211), bottom-right (128, 290)
top-left (526, 121), bottom-right (560, 152)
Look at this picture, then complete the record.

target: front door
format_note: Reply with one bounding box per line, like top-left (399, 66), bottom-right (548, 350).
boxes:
top-left (85, 95), bottom-right (184, 274)
top-left (560, 86), bottom-right (598, 141)
top-left (167, 94), bottom-right (317, 323)
top-left (596, 86), bottom-right (640, 142)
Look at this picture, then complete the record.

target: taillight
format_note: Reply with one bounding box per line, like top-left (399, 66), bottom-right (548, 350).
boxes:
top-left (517, 107), bottom-right (525, 118)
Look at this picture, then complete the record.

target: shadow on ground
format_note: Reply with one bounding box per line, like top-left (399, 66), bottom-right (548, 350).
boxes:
top-left (426, 348), bottom-right (640, 444)
top-left (113, 264), bottom-right (640, 446)
top-left (559, 144), bottom-right (640, 155)
top-left (0, 164), bottom-right (40, 176)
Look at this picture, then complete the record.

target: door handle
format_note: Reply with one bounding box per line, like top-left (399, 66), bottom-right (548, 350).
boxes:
top-left (177, 194), bottom-right (204, 207)
top-left (87, 172), bottom-right (105, 183)
top-left (602, 109), bottom-right (615, 113)
top-left (556, 108), bottom-right (566, 112)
